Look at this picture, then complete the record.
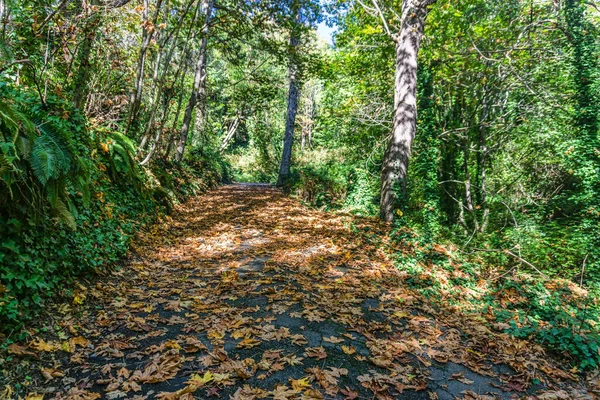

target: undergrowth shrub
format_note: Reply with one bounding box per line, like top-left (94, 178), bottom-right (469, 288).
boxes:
top-left (289, 157), bottom-right (378, 214)
top-left (389, 223), bottom-right (600, 371)
top-left (0, 84), bottom-right (229, 336)
top-left (489, 279), bottom-right (600, 370)
top-left (290, 162), bottom-right (347, 207)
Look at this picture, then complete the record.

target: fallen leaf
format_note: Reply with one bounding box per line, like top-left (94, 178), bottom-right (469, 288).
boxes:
top-left (41, 367), bottom-right (64, 381)
top-left (8, 343), bottom-right (35, 356)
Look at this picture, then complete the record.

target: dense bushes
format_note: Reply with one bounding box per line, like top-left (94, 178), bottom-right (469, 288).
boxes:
top-left (0, 83), bottom-right (229, 335)
top-left (388, 226), bottom-right (600, 371)
top-left (282, 152), bottom-right (378, 215)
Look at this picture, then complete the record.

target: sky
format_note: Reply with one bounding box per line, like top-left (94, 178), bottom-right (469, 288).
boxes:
top-left (316, 22), bottom-right (336, 45)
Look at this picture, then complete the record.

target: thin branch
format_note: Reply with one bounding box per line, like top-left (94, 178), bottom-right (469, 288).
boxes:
top-left (0, 58), bottom-right (31, 73)
top-left (34, 0), bottom-right (69, 34)
top-left (370, 0), bottom-right (392, 37)
top-left (504, 250), bottom-right (549, 279)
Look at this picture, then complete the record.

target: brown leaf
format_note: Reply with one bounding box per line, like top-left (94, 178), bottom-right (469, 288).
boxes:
top-left (304, 346), bottom-right (327, 360)
top-left (41, 367), bottom-right (64, 381)
top-left (8, 343), bottom-right (35, 356)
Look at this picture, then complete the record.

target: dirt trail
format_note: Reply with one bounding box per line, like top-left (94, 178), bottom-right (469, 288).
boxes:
top-left (5, 185), bottom-right (591, 399)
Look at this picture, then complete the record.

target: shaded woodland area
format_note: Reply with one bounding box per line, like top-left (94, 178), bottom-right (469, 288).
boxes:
top-left (1, 0), bottom-right (600, 397)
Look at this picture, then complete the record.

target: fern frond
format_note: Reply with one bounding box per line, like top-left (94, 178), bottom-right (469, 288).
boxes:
top-left (0, 153), bottom-right (11, 176)
top-left (46, 179), bottom-right (59, 208)
top-left (54, 198), bottom-right (77, 230)
top-left (30, 132), bottom-right (71, 185)
top-left (110, 131), bottom-right (137, 155)
top-left (0, 98), bottom-right (36, 144)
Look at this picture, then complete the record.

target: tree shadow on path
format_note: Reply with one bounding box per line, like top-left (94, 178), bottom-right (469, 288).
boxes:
top-left (6, 184), bottom-right (590, 400)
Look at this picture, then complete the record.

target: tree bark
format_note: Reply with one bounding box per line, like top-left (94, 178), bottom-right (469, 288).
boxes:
top-left (138, 0), bottom-right (198, 153)
top-left (478, 98), bottom-right (489, 233)
top-left (0, 0), bottom-right (5, 38)
top-left (300, 84), bottom-right (315, 151)
top-left (276, 32), bottom-right (301, 186)
top-left (72, 0), bottom-right (100, 110)
top-left (174, 0), bottom-right (213, 163)
top-left (219, 111), bottom-right (242, 152)
top-left (462, 138), bottom-right (479, 232)
top-left (379, 0), bottom-right (436, 222)
top-left (127, 0), bottom-right (164, 134)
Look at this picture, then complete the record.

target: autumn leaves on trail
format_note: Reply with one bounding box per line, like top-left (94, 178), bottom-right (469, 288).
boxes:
top-left (3, 185), bottom-right (592, 399)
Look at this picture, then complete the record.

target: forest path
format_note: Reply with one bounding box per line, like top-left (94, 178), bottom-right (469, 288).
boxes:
top-left (12, 185), bottom-right (587, 399)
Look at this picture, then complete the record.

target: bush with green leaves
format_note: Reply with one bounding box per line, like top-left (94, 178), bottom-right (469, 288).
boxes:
top-left (388, 222), bottom-right (600, 371)
top-left (0, 83), bottom-right (229, 334)
top-left (287, 155), bottom-right (379, 214)
top-left (0, 83), bottom-right (91, 229)
top-left (488, 279), bottom-right (600, 370)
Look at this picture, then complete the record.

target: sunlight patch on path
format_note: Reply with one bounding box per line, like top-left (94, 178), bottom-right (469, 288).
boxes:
top-left (7, 184), bottom-right (588, 400)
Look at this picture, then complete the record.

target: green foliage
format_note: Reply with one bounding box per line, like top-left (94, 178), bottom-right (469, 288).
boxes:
top-left (489, 279), bottom-right (600, 370)
top-left (95, 128), bottom-right (141, 183)
top-left (0, 82), bottom-right (228, 332)
top-left (188, 145), bottom-right (233, 185)
top-left (290, 161), bottom-right (348, 208)
top-left (0, 84), bottom-right (90, 228)
top-left (287, 155), bottom-right (378, 214)
top-left (388, 221), bottom-right (600, 371)
top-left (0, 180), bottom-right (158, 331)
top-left (342, 168), bottom-right (379, 215)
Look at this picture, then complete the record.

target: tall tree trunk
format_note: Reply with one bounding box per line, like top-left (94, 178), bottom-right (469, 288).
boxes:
top-left (462, 138), bottom-right (479, 232)
top-left (219, 111), bottom-right (242, 152)
top-left (127, 0), bottom-right (164, 134)
top-left (478, 98), bottom-right (489, 233)
top-left (72, 0), bottom-right (99, 110)
top-left (191, 61), bottom-right (208, 146)
top-left (139, 0), bottom-right (198, 153)
top-left (276, 32), bottom-right (301, 186)
top-left (164, 62), bottom-right (189, 160)
top-left (300, 85), bottom-right (315, 152)
top-left (0, 0), bottom-right (8, 41)
top-left (379, 0), bottom-right (436, 222)
top-left (174, 0), bottom-right (213, 163)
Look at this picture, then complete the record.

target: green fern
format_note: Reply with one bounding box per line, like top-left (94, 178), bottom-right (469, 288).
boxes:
top-left (0, 153), bottom-right (11, 176)
top-left (0, 99), bottom-right (36, 143)
top-left (30, 132), bottom-right (72, 185)
top-left (94, 127), bottom-right (141, 181)
top-left (0, 95), bottom-right (87, 229)
top-left (54, 198), bottom-right (76, 230)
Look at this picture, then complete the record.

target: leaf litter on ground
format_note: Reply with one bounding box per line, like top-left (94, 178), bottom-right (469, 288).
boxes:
top-left (1, 184), bottom-right (597, 400)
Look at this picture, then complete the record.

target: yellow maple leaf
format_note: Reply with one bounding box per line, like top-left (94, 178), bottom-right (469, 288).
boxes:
top-left (207, 330), bottom-right (225, 340)
top-left (165, 340), bottom-right (181, 350)
top-left (30, 339), bottom-right (58, 352)
top-left (187, 371), bottom-right (214, 387)
top-left (393, 311), bottom-right (410, 319)
top-left (231, 329), bottom-right (247, 340)
top-left (290, 377), bottom-right (311, 391)
top-left (73, 292), bottom-right (85, 305)
top-left (341, 345), bottom-right (356, 355)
